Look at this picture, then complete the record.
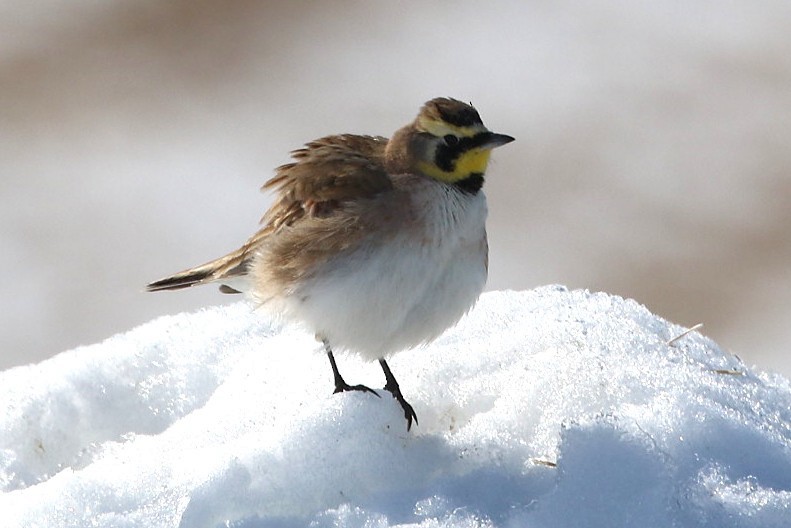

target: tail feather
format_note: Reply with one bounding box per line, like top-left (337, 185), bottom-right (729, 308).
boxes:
top-left (146, 247), bottom-right (251, 293)
top-left (146, 268), bottom-right (214, 292)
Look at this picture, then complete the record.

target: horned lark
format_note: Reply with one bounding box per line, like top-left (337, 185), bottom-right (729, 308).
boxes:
top-left (147, 97), bottom-right (514, 430)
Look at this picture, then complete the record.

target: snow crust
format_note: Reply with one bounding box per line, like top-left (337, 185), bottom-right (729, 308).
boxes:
top-left (1, 287), bottom-right (790, 527)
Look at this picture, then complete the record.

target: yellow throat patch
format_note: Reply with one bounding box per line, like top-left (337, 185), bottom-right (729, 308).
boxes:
top-left (417, 149), bottom-right (491, 184)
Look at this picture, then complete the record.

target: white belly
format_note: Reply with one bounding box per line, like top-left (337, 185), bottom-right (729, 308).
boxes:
top-left (283, 189), bottom-right (488, 360)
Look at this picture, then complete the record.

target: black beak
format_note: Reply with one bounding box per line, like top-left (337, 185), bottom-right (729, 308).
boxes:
top-left (481, 132), bottom-right (515, 149)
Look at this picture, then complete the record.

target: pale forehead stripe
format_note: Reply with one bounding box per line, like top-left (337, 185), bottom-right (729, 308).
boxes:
top-left (417, 116), bottom-right (488, 138)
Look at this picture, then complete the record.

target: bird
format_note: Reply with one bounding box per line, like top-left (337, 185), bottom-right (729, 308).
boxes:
top-left (146, 97), bottom-right (514, 430)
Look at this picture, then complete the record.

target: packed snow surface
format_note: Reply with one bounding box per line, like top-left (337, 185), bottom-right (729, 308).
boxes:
top-left (1, 287), bottom-right (790, 527)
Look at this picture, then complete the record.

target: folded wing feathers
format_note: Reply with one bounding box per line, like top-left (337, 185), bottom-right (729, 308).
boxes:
top-left (147, 135), bottom-right (391, 294)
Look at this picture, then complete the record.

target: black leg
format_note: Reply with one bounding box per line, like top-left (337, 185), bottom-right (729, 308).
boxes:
top-left (379, 358), bottom-right (418, 430)
top-left (324, 340), bottom-right (378, 396)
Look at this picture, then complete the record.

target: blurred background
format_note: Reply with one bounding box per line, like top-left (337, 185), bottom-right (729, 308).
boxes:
top-left (2, 1), bottom-right (790, 376)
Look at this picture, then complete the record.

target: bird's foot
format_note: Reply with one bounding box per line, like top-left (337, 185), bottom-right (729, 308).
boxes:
top-left (333, 380), bottom-right (380, 397)
top-left (384, 382), bottom-right (418, 431)
top-left (327, 348), bottom-right (379, 397)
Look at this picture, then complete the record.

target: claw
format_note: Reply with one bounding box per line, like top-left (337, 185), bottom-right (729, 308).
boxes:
top-left (333, 381), bottom-right (380, 397)
top-left (389, 389), bottom-right (418, 431)
top-left (379, 358), bottom-right (419, 431)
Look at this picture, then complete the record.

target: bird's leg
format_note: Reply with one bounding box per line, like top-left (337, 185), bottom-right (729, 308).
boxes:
top-left (379, 358), bottom-right (418, 430)
top-left (323, 339), bottom-right (379, 396)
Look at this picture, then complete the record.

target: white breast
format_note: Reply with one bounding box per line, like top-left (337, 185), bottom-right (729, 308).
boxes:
top-left (284, 183), bottom-right (488, 361)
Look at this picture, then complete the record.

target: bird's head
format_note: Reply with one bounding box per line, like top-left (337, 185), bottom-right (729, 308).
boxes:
top-left (386, 97), bottom-right (514, 193)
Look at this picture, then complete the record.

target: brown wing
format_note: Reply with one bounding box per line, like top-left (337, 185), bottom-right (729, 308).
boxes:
top-left (260, 134), bottom-right (392, 230)
top-left (254, 134), bottom-right (397, 287)
top-left (147, 134), bottom-right (393, 293)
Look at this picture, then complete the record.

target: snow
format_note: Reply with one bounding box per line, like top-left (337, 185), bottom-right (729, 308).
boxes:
top-left (1, 287), bottom-right (790, 527)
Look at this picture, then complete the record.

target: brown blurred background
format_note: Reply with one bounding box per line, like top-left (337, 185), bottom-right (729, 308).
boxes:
top-left (2, 1), bottom-right (790, 376)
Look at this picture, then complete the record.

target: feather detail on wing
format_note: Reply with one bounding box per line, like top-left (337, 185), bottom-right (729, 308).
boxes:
top-left (147, 134), bottom-right (393, 293)
top-left (261, 135), bottom-right (392, 229)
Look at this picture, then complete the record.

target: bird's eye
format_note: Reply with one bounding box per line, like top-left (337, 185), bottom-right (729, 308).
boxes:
top-left (443, 135), bottom-right (459, 147)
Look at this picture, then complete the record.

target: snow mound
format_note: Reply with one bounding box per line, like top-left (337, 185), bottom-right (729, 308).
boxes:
top-left (1, 287), bottom-right (790, 527)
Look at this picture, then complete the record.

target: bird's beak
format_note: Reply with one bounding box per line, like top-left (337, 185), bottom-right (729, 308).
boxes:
top-left (481, 132), bottom-right (515, 149)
